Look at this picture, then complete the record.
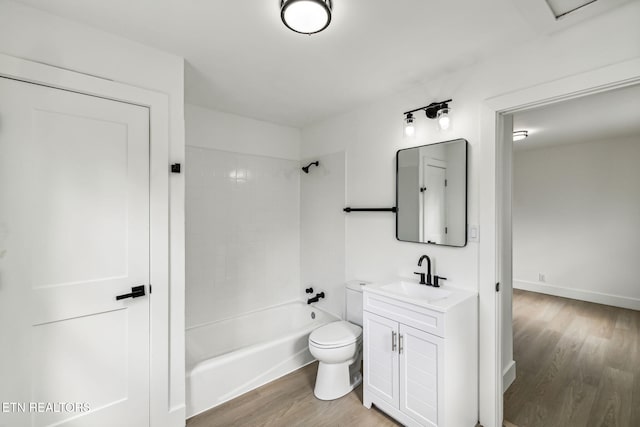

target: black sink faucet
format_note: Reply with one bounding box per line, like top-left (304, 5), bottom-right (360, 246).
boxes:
top-left (414, 255), bottom-right (432, 286)
top-left (415, 255), bottom-right (447, 287)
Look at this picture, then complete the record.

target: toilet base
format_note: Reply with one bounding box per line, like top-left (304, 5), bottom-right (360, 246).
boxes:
top-left (313, 361), bottom-right (362, 401)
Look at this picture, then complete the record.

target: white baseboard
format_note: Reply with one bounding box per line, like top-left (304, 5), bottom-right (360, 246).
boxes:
top-left (513, 279), bottom-right (640, 311)
top-left (503, 360), bottom-right (516, 392)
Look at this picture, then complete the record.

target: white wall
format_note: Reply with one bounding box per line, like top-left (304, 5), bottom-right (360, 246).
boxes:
top-left (185, 104), bottom-right (300, 160)
top-left (185, 104), bottom-right (302, 327)
top-left (300, 151), bottom-right (346, 318)
top-left (0, 1), bottom-right (186, 424)
top-left (300, 3), bottom-right (640, 423)
top-left (513, 135), bottom-right (640, 309)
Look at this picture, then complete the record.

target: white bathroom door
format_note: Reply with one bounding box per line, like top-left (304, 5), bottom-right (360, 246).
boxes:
top-left (422, 162), bottom-right (447, 244)
top-left (0, 77), bottom-right (150, 427)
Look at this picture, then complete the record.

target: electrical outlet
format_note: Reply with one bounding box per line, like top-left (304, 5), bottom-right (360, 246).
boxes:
top-left (538, 273), bottom-right (546, 283)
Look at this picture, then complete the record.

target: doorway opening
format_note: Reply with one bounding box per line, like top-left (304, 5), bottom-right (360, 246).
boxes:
top-left (501, 84), bottom-right (640, 426)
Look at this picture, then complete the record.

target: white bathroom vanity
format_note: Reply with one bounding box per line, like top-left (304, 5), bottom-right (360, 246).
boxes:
top-left (363, 281), bottom-right (478, 427)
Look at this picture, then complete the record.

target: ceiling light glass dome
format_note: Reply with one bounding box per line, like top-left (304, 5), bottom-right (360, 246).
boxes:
top-left (281, 0), bottom-right (333, 35)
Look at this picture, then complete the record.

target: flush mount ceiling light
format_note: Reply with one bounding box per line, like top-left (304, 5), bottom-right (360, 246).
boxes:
top-left (403, 99), bottom-right (453, 136)
top-left (281, 0), bottom-right (333, 35)
top-left (513, 130), bottom-right (529, 142)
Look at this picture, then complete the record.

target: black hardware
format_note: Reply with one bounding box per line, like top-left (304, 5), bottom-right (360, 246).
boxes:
top-left (433, 275), bottom-right (447, 287)
top-left (404, 99), bottom-right (452, 117)
top-left (302, 161), bottom-right (319, 174)
top-left (414, 272), bottom-right (426, 285)
top-left (343, 207), bottom-right (397, 213)
top-left (305, 287), bottom-right (314, 294)
top-left (417, 255), bottom-right (433, 286)
top-left (420, 187), bottom-right (426, 193)
top-left (496, 282), bottom-right (500, 292)
top-left (307, 292), bottom-right (325, 304)
top-left (171, 163), bottom-right (181, 173)
top-left (116, 285), bottom-right (146, 301)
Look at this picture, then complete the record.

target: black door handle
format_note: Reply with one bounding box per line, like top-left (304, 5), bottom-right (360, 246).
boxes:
top-left (116, 285), bottom-right (146, 301)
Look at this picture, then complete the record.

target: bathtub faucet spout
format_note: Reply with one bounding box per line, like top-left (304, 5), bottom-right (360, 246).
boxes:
top-left (307, 292), bottom-right (325, 304)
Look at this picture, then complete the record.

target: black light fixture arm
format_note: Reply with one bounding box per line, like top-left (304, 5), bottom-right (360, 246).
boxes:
top-left (403, 99), bottom-right (452, 116)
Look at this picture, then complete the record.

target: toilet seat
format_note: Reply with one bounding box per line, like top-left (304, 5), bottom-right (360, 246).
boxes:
top-left (309, 321), bottom-right (362, 349)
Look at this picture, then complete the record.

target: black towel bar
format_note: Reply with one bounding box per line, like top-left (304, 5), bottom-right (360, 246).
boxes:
top-left (343, 207), bottom-right (397, 213)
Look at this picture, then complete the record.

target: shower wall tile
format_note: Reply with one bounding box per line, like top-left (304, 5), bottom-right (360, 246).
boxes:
top-left (186, 147), bottom-right (300, 328)
top-left (300, 151), bottom-right (346, 319)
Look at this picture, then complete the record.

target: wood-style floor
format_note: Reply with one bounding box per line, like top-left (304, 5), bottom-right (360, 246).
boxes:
top-left (186, 362), bottom-right (401, 427)
top-left (504, 289), bottom-right (640, 427)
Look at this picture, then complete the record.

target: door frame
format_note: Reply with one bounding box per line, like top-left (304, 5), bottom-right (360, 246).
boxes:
top-left (478, 57), bottom-right (640, 426)
top-left (0, 53), bottom-right (172, 427)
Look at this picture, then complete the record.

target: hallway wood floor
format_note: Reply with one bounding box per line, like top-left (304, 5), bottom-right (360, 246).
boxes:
top-left (186, 362), bottom-right (401, 427)
top-left (504, 289), bottom-right (640, 427)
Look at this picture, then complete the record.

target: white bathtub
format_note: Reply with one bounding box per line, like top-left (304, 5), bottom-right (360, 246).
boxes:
top-left (186, 301), bottom-right (338, 417)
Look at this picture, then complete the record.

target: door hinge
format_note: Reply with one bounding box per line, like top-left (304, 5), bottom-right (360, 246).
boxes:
top-left (496, 282), bottom-right (500, 292)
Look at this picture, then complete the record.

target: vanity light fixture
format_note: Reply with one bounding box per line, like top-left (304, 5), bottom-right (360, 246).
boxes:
top-left (435, 106), bottom-right (451, 131)
top-left (281, 0), bottom-right (333, 35)
top-left (403, 99), bottom-right (453, 136)
top-left (403, 113), bottom-right (416, 137)
top-left (513, 130), bottom-right (529, 142)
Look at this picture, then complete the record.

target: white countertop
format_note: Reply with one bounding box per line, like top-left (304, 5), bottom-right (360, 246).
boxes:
top-left (362, 278), bottom-right (478, 313)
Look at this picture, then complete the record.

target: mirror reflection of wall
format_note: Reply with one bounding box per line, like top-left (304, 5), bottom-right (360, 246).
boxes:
top-left (396, 139), bottom-right (467, 247)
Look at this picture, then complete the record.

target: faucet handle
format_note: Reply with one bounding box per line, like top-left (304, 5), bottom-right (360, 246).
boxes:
top-left (433, 276), bottom-right (447, 287)
top-left (413, 272), bottom-right (426, 285)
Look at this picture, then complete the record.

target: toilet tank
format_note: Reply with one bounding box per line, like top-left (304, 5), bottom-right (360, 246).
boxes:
top-left (345, 281), bottom-right (368, 327)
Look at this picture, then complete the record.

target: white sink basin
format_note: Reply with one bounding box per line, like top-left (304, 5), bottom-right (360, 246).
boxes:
top-left (380, 281), bottom-right (452, 302)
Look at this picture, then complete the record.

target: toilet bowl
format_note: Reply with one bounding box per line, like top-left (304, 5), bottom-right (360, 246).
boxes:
top-left (308, 320), bottom-right (363, 400)
top-left (308, 281), bottom-right (366, 400)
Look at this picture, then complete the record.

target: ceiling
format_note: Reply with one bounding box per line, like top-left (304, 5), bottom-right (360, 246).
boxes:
top-left (11, 0), bottom-right (629, 127)
top-left (513, 83), bottom-right (640, 151)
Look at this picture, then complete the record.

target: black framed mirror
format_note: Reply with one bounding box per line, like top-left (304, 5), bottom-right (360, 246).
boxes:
top-left (396, 139), bottom-right (467, 247)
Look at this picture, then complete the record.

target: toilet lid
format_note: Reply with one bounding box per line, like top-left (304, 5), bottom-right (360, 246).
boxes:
top-left (309, 321), bottom-right (362, 347)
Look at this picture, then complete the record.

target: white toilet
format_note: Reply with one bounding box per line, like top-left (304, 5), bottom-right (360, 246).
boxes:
top-left (308, 281), bottom-right (365, 400)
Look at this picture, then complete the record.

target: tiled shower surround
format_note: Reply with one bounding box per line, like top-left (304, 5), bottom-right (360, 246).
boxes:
top-left (186, 147), bottom-right (300, 328)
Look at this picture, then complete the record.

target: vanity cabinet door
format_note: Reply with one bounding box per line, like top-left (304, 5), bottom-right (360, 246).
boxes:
top-left (363, 312), bottom-right (399, 408)
top-left (399, 324), bottom-right (444, 427)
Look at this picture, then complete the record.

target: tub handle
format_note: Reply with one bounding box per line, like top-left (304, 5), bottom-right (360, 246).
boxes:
top-left (391, 331), bottom-right (397, 352)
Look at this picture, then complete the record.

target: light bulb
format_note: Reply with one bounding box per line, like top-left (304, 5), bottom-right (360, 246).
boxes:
top-left (404, 114), bottom-right (415, 137)
top-left (437, 107), bottom-right (451, 131)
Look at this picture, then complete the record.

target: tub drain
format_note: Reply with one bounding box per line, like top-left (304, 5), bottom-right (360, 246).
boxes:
top-left (311, 311), bottom-right (316, 319)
